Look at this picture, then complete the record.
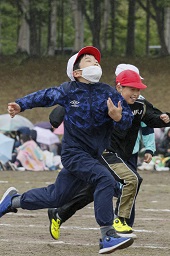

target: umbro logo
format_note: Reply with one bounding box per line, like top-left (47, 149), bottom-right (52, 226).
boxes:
top-left (70, 100), bottom-right (80, 107)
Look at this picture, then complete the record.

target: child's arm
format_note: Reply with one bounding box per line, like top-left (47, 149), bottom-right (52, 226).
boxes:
top-left (142, 99), bottom-right (170, 127)
top-left (7, 84), bottom-right (68, 118)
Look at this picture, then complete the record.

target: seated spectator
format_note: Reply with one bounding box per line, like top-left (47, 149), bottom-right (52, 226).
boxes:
top-left (9, 127), bottom-right (31, 165)
top-left (157, 128), bottom-right (170, 157)
top-left (9, 134), bottom-right (48, 171)
top-left (156, 128), bottom-right (170, 168)
top-left (30, 129), bottom-right (60, 156)
top-left (154, 127), bottom-right (165, 154)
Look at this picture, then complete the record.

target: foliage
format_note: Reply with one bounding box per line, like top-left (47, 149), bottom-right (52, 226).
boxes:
top-left (0, 1), bottom-right (18, 54)
top-left (0, 0), bottom-right (168, 56)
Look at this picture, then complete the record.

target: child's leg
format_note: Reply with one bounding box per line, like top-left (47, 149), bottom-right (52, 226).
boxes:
top-left (102, 152), bottom-right (138, 220)
top-left (19, 168), bottom-right (86, 210)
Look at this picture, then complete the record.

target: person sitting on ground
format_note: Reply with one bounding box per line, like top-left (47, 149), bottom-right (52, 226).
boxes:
top-left (10, 133), bottom-right (48, 171)
top-left (156, 128), bottom-right (170, 168)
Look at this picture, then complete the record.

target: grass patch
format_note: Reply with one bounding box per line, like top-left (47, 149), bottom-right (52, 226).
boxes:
top-left (0, 55), bottom-right (170, 124)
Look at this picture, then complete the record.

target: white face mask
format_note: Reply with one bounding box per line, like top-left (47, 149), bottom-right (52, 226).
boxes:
top-left (80, 66), bottom-right (102, 83)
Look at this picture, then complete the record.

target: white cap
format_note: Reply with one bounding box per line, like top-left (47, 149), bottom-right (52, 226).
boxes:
top-left (66, 53), bottom-right (78, 81)
top-left (66, 46), bottom-right (101, 81)
top-left (115, 64), bottom-right (144, 79)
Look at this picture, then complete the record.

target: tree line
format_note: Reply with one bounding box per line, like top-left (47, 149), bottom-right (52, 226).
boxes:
top-left (0, 0), bottom-right (170, 57)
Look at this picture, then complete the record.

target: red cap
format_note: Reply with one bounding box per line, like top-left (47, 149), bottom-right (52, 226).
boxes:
top-left (76, 46), bottom-right (101, 63)
top-left (116, 70), bottom-right (147, 90)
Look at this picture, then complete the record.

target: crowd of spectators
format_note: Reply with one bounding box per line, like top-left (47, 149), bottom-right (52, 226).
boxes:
top-left (0, 125), bottom-right (63, 171)
top-left (1, 125), bottom-right (170, 172)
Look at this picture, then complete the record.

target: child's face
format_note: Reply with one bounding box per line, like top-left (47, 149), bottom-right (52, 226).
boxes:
top-left (79, 54), bottom-right (100, 69)
top-left (73, 54), bottom-right (101, 83)
top-left (120, 86), bottom-right (140, 104)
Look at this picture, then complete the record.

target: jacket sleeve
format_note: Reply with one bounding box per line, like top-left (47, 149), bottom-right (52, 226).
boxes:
top-left (132, 122), bottom-right (156, 155)
top-left (15, 83), bottom-right (69, 111)
top-left (49, 105), bottom-right (65, 128)
top-left (142, 99), bottom-right (170, 128)
top-left (140, 122), bottom-right (156, 155)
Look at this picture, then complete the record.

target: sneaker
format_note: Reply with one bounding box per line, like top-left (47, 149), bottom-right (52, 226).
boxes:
top-left (113, 217), bottom-right (133, 234)
top-left (0, 187), bottom-right (19, 218)
top-left (155, 166), bottom-right (169, 171)
top-left (99, 229), bottom-right (134, 254)
top-left (48, 208), bottom-right (62, 240)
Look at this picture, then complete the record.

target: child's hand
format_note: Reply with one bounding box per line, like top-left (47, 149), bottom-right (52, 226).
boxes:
top-left (107, 98), bottom-right (122, 122)
top-left (8, 102), bottom-right (21, 118)
top-left (160, 114), bottom-right (170, 123)
top-left (143, 153), bottom-right (152, 163)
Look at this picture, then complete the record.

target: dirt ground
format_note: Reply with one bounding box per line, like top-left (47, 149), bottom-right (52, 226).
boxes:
top-left (0, 169), bottom-right (169, 256)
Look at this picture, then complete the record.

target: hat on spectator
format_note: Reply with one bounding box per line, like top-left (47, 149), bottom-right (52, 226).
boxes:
top-left (67, 46), bottom-right (101, 81)
top-left (115, 64), bottom-right (144, 79)
top-left (116, 70), bottom-right (147, 90)
top-left (17, 127), bottom-right (30, 136)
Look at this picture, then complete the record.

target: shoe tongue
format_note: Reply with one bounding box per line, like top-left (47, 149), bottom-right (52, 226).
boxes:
top-left (106, 229), bottom-right (118, 237)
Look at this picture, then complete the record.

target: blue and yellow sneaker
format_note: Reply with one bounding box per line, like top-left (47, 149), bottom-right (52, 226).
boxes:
top-left (48, 208), bottom-right (62, 240)
top-left (0, 187), bottom-right (19, 218)
top-left (99, 229), bottom-right (134, 254)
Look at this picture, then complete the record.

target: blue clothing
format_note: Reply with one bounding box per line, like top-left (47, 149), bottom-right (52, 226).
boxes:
top-left (16, 81), bottom-right (133, 157)
top-left (133, 122), bottom-right (156, 155)
top-left (17, 81), bottom-right (133, 226)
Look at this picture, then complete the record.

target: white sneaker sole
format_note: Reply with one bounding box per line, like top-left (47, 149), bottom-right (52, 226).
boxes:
top-left (116, 232), bottom-right (137, 239)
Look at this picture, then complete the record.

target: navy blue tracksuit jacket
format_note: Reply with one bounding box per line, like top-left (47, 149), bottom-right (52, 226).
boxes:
top-left (16, 80), bottom-right (133, 226)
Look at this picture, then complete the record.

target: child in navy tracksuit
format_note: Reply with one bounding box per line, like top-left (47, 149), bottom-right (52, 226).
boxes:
top-left (0, 46), bottom-right (134, 254)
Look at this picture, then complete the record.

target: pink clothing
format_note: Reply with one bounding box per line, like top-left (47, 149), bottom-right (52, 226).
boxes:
top-left (16, 140), bottom-right (47, 171)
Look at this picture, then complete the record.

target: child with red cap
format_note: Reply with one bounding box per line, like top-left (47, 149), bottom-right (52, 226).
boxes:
top-left (0, 46), bottom-right (134, 254)
top-left (47, 66), bottom-right (170, 241)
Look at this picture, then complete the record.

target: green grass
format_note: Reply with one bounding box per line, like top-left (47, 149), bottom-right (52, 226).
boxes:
top-left (0, 55), bottom-right (170, 125)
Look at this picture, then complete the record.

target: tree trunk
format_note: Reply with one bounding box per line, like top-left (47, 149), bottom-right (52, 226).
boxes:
top-left (164, 7), bottom-right (170, 54)
top-left (126, 0), bottom-right (136, 56)
top-left (29, 0), bottom-right (38, 56)
top-left (71, 0), bottom-right (84, 52)
top-left (83, 0), bottom-right (101, 50)
top-left (17, 0), bottom-right (30, 54)
top-left (101, 0), bottom-right (110, 51)
top-left (92, 0), bottom-right (101, 49)
top-left (145, 0), bottom-right (150, 56)
top-left (110, 0), bottom-right (116, 54)
top-left (151, 0), bottom-right (169, 56)
top-left (48, 0), bottom-right (57, 56)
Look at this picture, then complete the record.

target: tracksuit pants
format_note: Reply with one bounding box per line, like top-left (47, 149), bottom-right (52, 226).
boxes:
top-left (20, 149), bottom-right (119, 227)
top-left (49, 152), bottom-right (143, 227)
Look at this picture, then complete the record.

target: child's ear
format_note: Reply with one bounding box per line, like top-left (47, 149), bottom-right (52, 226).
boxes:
top-left (116, 83), bottom-right (123, 93)
top-left (73, 70), bottom-right (82, 79)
